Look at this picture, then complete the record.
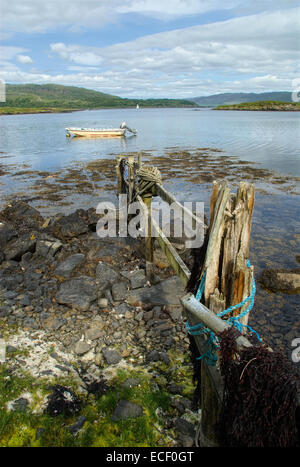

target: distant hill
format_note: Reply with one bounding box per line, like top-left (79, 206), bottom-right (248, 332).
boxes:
top-left (0, 84), bottom-right (195, 114)
top-left (191, 92), bottom-right (293, 107)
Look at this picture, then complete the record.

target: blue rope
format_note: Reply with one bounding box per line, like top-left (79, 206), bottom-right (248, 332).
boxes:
top-left (186, 259), bottom-right (261, 366)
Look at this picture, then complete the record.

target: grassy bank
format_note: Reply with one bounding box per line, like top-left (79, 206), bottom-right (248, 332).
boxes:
top-left (0, 84), bottom-right (196, 114)
top-left (214, 100), bottom-right (300, 111)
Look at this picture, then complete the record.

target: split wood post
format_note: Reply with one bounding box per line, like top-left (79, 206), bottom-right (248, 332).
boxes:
top-left (127, 155), bottom-right (135, 204)
top-left (189, 180), bottom-right (255, 447)
top-left (142, 192), bottom-right (155, 282)
top-left (115, 155), bottom-right (123, 194)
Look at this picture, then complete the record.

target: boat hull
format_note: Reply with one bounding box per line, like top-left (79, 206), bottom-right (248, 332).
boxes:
top-left (66, 128), bottom-right (126, 137)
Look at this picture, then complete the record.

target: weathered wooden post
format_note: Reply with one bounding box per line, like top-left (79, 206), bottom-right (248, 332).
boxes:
top-left (115, 155), bottom-right (123, 194)
top-left (142, 192), bottom-right (155, 282)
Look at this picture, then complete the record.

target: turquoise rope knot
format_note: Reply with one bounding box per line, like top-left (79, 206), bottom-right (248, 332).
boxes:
top-left (185, 259), bottom-right (261, 366)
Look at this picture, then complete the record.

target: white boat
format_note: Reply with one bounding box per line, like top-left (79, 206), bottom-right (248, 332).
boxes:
top-left (65, 122), bottom-right (136, 138)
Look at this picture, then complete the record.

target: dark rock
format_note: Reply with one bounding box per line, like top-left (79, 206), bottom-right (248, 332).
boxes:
top-left (0, 250), bottom-right (4, 264)
top-left (175, 417), bottom-right (195, 438)
top-left (3, 234), bottom-right (36, 261)
top-left (0, 201), bottom-right (44, 231)
top-left (96, 262), bottom-right (119, 286)
top-left (112, 400), bottom-right (143, 421)
top-left (121, 378), bottom-right (140, 389)
top-left (111, 281), bottom-right (127, 301)
top-left (0, 305), bottom-right (11, 317)
top-left (12, 397), bottom-right (29, 412)
top-left (36, 239), bottom-right (63, 258)
top-left (102, 348), bottom-right (122, 365)
top-left (54, 253), bottom-right (85, 278)
top-left (55, 276), bottom-right (97, 311)
top-left (68, 415), bottom-right (87, 434)
top-left (260, 268), bottom-right (300, 293)
top-left (168, 382), bottom-right (184, 395)
top-left (50, 212), bottom-right (88, 240)
top-left (0, 222), bottom-right (17, 249)
top-left (126, 276), bottom-right (186, 306)
top-left (146, 350), bottom-right (161, 363)
top-left (121, 269), bottom-right (147, 289)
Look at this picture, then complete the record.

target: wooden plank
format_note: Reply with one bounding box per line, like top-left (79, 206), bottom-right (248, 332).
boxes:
top-left (155, 183), bottom-right (207, 231)
top-left (142, 194), bottom-right (155, 282)
top-left (137, 194), bottom-right (191, 286)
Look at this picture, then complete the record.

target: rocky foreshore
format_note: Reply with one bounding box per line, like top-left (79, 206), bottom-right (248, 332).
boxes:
top-left (0, 201), bottom-right (199, 447)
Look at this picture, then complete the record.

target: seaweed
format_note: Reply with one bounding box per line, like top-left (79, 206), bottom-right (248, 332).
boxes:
top-left (215, 328), bottom-right (299, 447)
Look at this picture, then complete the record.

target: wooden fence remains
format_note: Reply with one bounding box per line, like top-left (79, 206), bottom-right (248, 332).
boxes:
top-left (115, 153), bottom-right (297, 447)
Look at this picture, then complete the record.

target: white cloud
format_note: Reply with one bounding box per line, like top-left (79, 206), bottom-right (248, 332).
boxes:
top-left (16, 55), bottom-right (33, 64)
top-left (1, 4), bottom-right (299, 98)
top-left (49, 8), bottom-right (300, 77)
top-left (2, 0), bottom-right (299, 34)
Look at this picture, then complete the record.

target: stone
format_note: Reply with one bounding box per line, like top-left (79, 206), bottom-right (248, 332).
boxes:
top-left (56, 276), bottom-right (96, 311)
top-left (74, 341), bottom-right (91, 356)
top-left (98, 298), bottom-right (108, 308)
top-left (122, 269), bottom-right (147, 289)
top-left (85, 325), bottom-right (104, 341)
top-left (54, 254), bottom-right (85, 278)
top-left (36, 239), bottom-right (63, 258)
top-left (68, 415), bottom-right (87, 435)
top-left (112, 400), bottom-right (143, 421)
top-left (175, 418), bottom-right (195, 438)
top-left (11, 397), bottom-right (29, 412)
top-left (121, 378), bottom-right (140, 389)
top-left (0, 222), bottom-right (17, 249)
top-left (168, 382), bottom-right (184, 394)
top-left (50, 212), bottom-right (88, 240)
top-left (102, 348), bottom-right (122, 365)
top-left (126, 276), bottom-right (186, 307)
top-left (3, 234), bottom-right (36, 261)
top-left (260, 268), bottom-right (300, 293)
top-left (111, 281), bottom-right (127, 301)
top-left (96, 262), bottom-right (119, 285)
top-left (0, 201), bottom-right (44, 230)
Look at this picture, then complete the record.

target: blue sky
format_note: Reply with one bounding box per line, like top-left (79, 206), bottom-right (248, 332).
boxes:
top-left (0, 0), bottom-right (299, 98)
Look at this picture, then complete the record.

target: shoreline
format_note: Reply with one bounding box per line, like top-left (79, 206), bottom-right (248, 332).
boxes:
top-left (0, 106), bottom-right (197, 116)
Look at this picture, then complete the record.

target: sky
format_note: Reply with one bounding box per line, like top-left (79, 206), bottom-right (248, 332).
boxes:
top-left (0, 0), bottom-right (299, 98)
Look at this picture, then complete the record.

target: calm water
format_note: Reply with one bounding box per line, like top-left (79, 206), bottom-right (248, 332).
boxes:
top-left (0, 108), bottom-right (300, 363)
top-left (0, 108), bottom-right (300, 175)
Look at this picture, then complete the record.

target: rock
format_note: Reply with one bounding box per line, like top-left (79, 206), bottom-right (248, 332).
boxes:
top-left (54, 254), bottom-right (85, 278)
top-left (85, 324), bottom-right (104, 341)
top-left (56, 276), bottom-right (97, 311)
top-left (98, 298), bottom-right (108, 308)
top-left (74, 341), bottom-right (91, 356)
top-left (175, 417), bottom-right (195, 438)
top-left (260, 268), bottom-right (300, 293)
top-left (68, 415), bottom-right (87, 435)
top-left (0, 222), bottom-right (17, 249)
top-left (36, 239), bottom-right (63, 258)
top-left (126, 276), bottom-right (185, 306)
top-left (146, 350), bottom-right (161, 362)
top-left (121, 269), bottom-right (147, 289)
top-left (114, 303), bottom-right (132, 315)
top-left (168, 382), bottom-right (184, 394)
top-left (121, 378), bottom-right (140, 389)
top-left (50, 212), bottom-right (88, 240)
top-left (112, 400), bottom-right (143, 421)
top-left (0, 201), bottom-right (44, 231)
top-left (111, 281), bottom-right (127, 301)
top-left (102, 348), bottom-right (122, 365)
top-left (11, 397), bottom-right (29, 412)
top-left (3, 234), bottom-right (36, 261)
top-left (96, 262), bottom-right (119, 286)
